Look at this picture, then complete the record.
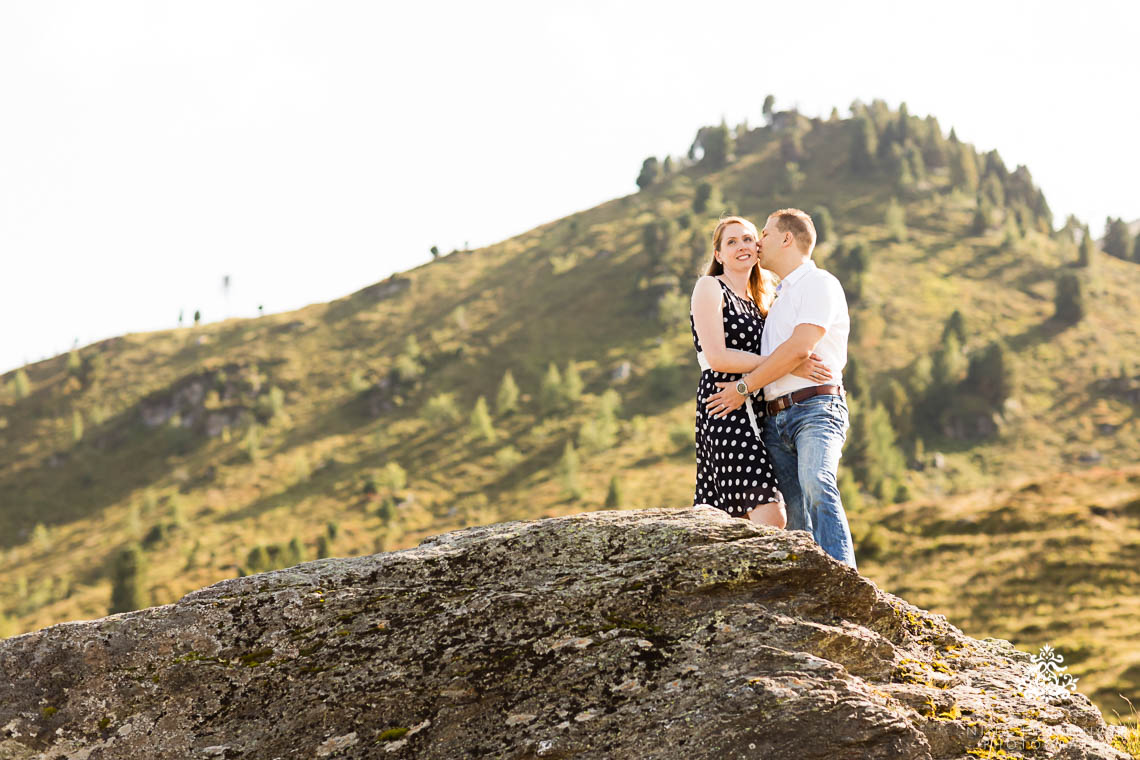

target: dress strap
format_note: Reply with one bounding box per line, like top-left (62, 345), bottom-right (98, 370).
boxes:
top-left (716, 277), bottom-right (756, 309)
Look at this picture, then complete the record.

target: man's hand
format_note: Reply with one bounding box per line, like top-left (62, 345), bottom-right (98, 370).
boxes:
top-left (705, 382), bottom-right (749, 419)
top-left (792, 352), bottom-right (832, 383)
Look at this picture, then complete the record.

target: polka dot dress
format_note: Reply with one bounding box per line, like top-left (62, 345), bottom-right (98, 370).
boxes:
top-left (690, 277), bottom-right (782, 517)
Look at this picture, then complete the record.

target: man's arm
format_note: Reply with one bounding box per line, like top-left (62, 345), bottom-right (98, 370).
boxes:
top-left (703, 323), bottom-right (827, 418)
top-left (739, 323), bottom-right (826, 393)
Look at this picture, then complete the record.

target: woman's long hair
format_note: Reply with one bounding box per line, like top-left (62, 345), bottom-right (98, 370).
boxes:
top-left (703, 215), bottom-right (777, 316)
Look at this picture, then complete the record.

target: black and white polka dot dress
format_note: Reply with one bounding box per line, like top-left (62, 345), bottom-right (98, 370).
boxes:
top-left (689, 277), bottom-right (782, 517)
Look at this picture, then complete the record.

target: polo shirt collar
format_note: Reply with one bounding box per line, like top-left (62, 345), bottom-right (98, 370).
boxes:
top-left (775, 259), bottom-right (816, 294)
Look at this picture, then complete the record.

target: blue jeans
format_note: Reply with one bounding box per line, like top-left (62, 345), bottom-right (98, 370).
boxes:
top-left (762, 394), bottom-right (858, 571)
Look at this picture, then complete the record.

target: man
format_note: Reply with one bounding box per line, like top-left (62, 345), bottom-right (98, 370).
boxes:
top-left (704, 208), bottom-right (857, 570)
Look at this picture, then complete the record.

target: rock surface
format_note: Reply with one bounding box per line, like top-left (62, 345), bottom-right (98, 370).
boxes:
top-left (0, 507), bottom-right (1130, 759)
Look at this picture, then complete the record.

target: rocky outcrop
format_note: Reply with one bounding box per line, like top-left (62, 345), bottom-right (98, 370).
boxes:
top-left (136, 362), bottom-right (277, 437)
top-left (0, 508), bottom-right (1130, 759)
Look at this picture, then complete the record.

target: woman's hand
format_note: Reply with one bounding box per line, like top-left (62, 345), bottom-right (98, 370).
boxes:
top-left (705, 383), bottom-right (749, 419)
top-left (792, 353), bottom-right (832, 384)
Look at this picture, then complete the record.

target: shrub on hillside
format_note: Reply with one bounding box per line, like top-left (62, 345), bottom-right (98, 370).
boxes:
top-left (423, 393), bottom-right (461, 425)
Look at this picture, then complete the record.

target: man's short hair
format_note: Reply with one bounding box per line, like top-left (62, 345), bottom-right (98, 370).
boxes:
top-left (769, 208), bottom-right (817, 255)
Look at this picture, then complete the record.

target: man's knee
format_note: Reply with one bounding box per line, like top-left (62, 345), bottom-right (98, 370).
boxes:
top-left (801, 470), bottom-right (841, 507)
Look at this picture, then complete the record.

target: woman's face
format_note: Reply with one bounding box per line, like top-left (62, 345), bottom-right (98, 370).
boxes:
top-left (716, 221), bottom-right (759, 272)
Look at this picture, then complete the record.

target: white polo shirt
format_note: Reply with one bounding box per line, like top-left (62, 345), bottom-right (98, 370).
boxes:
top-left (760, 259), bottom-right (849, 399)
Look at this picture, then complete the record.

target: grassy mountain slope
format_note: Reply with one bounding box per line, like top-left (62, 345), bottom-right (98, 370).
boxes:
top-left (1, 103), bottom-right (1138, 720)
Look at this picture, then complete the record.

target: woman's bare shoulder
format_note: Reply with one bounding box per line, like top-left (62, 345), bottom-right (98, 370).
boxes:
top-left (692, 274), bottom-right (722, 294)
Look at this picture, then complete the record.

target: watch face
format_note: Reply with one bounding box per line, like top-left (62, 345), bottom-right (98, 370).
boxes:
top-left (736, 381), bottom-right (748, 394)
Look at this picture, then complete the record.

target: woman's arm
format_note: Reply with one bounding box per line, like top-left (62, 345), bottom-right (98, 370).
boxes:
top-left (705, 323), bottom-right (831, 418)
top-left (690, 276), bottom-right (766, 373)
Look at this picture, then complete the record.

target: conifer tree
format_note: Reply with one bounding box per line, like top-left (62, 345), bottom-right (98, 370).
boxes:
top-left (812, 206), bottom-right (833, 245)
top-left (430, 245), bottom-right (440, 259)
top-left (942, 309), bottom-right (967, 346)
top-left (642, 218), bottom-right (677, 260)
top-left (892, 144), bottom-right (914, 190)
top-left (72, 409), bottom-right (84, 443)
top-left (850, 116), bottom-right (877, 174)
top-left (904, 354), bottom-right (932, 398)
top-left (844, 356), bottom-right (864, 400)
top-left (847, 399), bottom-right (906, 500)
top-left (970, 198), bottom-right (993, 235)
top-left (540, 363), bottom-right (564, 414)
top-left (885, 198), bottom-right (906, 242)
top-left (980, 174), bottom-right (1005, 208)
top-left (579, 389), bottom-right (620, 453)
top-left (904, 143), bottom-right (926, 184)
top-left (13, 368), bottom-right (30, 399)
top-left (109, 543), bottom-right (148, 614)
top-left (950, 143), bottom-right (979, 192)
top-left (316, 534), bottom-right (331, 559)
top-left (377, 495), bottom-right (396, 524)
top-left (564, 361), bottom-right (584, 403)
top-left (896, 102), bottom-right (910, 143)
top-left (559, 441), bottom-right (582, 500)
top-left (841, 241), bottom-right (870, 305)
top-left (496, 370), bottom-right (519, 415)
top-left (931, 333), bottom-right (967, 391)
top-left (246, 545), bottom-right (270, 574)
top-left (964, 341), bottom-right (1014, 408)
top-left (1077, 226), bottom-right (1097, 268)
top-left (605, 475), bottom-right (624, 509)
top-left (470, 396), bottom-right (496, 443)
top-left (1133, 230), bottom-right (1140, 264)
top-left (690, 122), bottom-right (731, 169)
top-left (693, 182), bottom-right (713, 214)
top-left (288, 536), bottom-right (307, 565)
top-left (1103, 217), bottom-right (1130, 260)
top-left (662, 156), bottom-right (673, 175)
top-left (921, 116), bottom-right (948, 167)
top-left (762, 94), bottom-right (776, 123)
top-left (881, 378), bottom-right (913, 442)
top-left (1054, 272), bottom-right (1086, 323)
top-left (636, 157), bottom-right (660, 191)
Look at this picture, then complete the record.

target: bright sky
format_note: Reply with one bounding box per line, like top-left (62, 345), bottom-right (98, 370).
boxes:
top-left (3, 1), bottom-right (1138, 375)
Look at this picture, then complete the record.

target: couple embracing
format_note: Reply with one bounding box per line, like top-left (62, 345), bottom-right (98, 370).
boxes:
top-left (689, 209), bottom-right (858, 571)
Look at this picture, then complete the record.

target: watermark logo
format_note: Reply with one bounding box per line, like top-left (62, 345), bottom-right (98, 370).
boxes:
top-left (1022, 643), bottom-right (1079, 699)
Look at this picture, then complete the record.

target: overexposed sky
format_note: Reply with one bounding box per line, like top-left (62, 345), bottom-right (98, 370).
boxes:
top-left (3, 1), bottom-right (1138, 374)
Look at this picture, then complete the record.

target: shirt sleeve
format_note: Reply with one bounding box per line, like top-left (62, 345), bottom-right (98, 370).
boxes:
top-left (794, 274), bottom-right (844, 331)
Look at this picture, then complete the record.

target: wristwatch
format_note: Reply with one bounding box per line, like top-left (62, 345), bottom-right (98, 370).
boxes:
top-left (735, 379), bottom-right (749, 395)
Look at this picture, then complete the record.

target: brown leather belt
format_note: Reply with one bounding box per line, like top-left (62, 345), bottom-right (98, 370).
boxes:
top-left (765, 384), bottom-right (844, 416)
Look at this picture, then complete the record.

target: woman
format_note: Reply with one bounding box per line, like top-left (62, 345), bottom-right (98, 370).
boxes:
top-left (689, 215), bottom-right (831, 527)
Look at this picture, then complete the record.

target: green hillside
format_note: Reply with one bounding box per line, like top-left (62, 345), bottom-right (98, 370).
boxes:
top-left (2, 100), bottom-right (1139, 722)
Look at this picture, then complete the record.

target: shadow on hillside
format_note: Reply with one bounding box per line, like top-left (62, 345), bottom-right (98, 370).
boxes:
top-left (272, 389), bottom-right (405, 453)
top-left (478, 437), bottom-right (578, 501)
top-left (1006, 317), bottom-right (1071, 353)
top-left (0, 405), bottom-right (211, 549)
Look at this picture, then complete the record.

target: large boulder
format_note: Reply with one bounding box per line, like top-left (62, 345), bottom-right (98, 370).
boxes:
top-left (0, 508), bottom-right (1129, 759)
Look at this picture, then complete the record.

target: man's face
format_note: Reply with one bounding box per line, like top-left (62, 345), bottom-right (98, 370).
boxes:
top-left (757, 217), bottom-right (781, 267)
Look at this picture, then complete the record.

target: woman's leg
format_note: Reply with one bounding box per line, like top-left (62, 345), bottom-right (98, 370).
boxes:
top-left (746, 500), bottom-right (787, 529)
